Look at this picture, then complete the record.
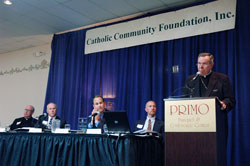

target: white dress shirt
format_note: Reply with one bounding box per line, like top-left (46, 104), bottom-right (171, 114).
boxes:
top-left (143, 116), bottom-right (156, 131)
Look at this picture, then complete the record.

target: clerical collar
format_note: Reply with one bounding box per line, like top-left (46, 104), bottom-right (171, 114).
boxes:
top-left (200, 70), bottom-right (212, 78)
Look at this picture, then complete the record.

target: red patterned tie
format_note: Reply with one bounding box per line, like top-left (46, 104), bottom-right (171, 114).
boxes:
top-left (147, 119), bottom-right (152, 131)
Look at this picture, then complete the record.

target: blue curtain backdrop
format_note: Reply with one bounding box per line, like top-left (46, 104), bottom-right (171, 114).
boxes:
top-left (44, 0), bottom-right (250, 165)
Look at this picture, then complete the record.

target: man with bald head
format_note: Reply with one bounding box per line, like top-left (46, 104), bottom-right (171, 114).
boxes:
top-left (10, 105), bottom-right (37, 130)
top-left (36, 102), bottom-right (66, 129)
top-left (133, 100), bottom-right (164, 134)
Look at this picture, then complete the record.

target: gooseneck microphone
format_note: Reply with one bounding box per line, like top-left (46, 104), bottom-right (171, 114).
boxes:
top-left (36, 113), bottom-right (47, 119)
top-left (192, 72), bottom-right (200, 80)
top-left (168, 72), bottom-right (200, 98)
top-left (184, 71), bottom-right (200, 97)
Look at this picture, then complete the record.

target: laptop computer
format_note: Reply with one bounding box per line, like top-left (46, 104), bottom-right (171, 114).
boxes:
top-left (103, 111), bottom-right (131, 134)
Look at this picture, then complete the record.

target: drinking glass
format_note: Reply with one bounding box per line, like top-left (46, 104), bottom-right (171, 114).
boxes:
top-left (78, 117), bottom-right (88, 132)
top-left (65, 124), bottom-right (71, 130)
top-left (51, 119), bottom-right (60, 133)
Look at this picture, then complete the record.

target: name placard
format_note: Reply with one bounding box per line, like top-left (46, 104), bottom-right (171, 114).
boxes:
top-left (164, 98), bottom-right (216, 132)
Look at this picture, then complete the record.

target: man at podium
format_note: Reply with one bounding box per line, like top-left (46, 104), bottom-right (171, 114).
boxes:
top-left (184, 52), bottom-right (236, 166)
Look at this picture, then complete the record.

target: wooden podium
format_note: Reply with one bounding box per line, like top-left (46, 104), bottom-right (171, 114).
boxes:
top-left (164, 97), bottom-right (217, 166)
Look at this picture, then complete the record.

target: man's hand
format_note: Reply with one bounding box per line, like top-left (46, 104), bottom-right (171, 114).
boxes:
top-left (220, 101), bottom-right (227, 110)
top-left (91, 108), bottom-right (99, 115)
top-left (90, 109), bottom-right (101, 126)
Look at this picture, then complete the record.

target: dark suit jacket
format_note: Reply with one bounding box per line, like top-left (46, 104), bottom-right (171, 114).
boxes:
top-left (184, 71), bottom-right (235, 111)
top-left (184, 71), bottom-right (235, 166)
top-left (133, 118), bottom-right (164, 134)
top-left (10, 117), bottom-right (38, 130)
top-left (36, 115), bottom-right (66, 129)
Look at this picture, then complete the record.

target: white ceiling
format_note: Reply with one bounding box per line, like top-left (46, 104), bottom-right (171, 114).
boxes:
top-left (0, 0), bottom-right (211, 54)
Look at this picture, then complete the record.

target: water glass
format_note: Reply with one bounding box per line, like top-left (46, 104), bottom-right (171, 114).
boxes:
top-left (78, 117), bottom-right (88, 132)
top-left (65, 124), bottom-right (71, 130)
top-left (51, 119), bottom-right (60, 133)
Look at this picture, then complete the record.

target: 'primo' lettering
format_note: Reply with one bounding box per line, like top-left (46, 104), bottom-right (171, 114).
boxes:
top-left (170, 103), bottom-right (209, 115)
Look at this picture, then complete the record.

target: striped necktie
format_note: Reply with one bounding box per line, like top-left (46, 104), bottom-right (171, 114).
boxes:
top-left (48, 118), bottom-right (53, 129)
top-left (147, 119), bottom-right (152, 131)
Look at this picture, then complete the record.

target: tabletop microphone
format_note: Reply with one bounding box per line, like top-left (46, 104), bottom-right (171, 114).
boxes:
top-left (88, 112), bottom-right (100, 118)
top-left (35, 113), bottom-right (46, 119)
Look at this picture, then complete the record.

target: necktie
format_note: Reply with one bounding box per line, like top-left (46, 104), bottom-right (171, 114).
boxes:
top-left (48, 118), bottom-right (53, 129)
top-left (147, 119), bottom-right (152, 131)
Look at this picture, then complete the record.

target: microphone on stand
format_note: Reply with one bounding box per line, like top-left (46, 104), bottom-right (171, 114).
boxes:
top-left (36, 113), bottom-right (47, 119)
top-left (169, 72), bottom-right (201, 98)
top-left (192, 72), bottom-right (200, 81)
top-left (184, 72), bottom-right (200, 97)
top-left (34, 113), bottom-right (47, 128)
top-left (89, 112), bottom-right (100, 129)
top-left (88, 112), bottom-right (100, 118)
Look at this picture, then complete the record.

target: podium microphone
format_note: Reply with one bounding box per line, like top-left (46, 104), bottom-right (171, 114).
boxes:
top-left (183, 72), bottom-right (200, 97)
top-left (192, 72), bottom-right (200, 81)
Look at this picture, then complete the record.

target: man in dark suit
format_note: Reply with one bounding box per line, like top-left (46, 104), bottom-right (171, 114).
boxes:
top-left (10, 105), bottom-right (38, 130)
top-left (184, 52), bottom-right (236, 166)
top-left (133, 100), bottom-right (164, 134)
top-left (88, 95), bottom-right (109, 130)
top-left (36, 102), bottom-right (66, 129)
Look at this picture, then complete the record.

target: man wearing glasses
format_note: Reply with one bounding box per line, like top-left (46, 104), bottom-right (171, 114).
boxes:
top-left (184, 52), bottom-right (235, 110)
top-left (9, 105), bottom-right (38, 130)
top-left (184, 52), bottom-right (236, 166)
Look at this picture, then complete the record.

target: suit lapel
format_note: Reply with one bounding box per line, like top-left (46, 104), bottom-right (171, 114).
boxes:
top-left (153, 118), bottom-right (159, 131)
top-left (193, 79), bottom-right (200, 97)
top-left (153, 119), bottom-right (157, 131)
top-left (205, 72), bottom-right (217, 97)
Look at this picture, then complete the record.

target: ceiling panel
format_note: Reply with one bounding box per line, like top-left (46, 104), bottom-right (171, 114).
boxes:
top-left (21, 0), bottom-right (59, 8)
top-left (89, 0), bottom-right (138, 17)
top-left (43, 5), bottom-right (92, 27)
top-left (63, 0), bottom-right (117, 22)
top-left (0, 0), bottom-right (211, 54)
top-left (125, 0), bottom-right (166, 11)
top-left (27, 10), bottom-right (74, 32)
top-left (4, 0), bottom-right (38, 16)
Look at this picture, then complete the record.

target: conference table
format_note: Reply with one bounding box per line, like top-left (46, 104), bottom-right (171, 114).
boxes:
top-left (0, 132), bottom-right (163, 166)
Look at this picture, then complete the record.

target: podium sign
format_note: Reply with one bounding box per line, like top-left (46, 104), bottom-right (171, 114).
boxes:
top-left (164, 97), bottom-right (218, 166)
top-left (164, 97), bottom-right (216, 132)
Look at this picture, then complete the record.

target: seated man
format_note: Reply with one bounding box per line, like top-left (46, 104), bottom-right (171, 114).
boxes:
top-left (36, 102), bottom-right (66, 129)
top-left (134, 100), bottom-right (164, 134)
top-left (9, 105), bottom-right (38, 130)
top-left (88, 95), bottom-right (109, 129)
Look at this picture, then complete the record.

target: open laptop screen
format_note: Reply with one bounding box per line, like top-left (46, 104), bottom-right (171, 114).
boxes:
top-left (103, 111), bottom-right (130, 134)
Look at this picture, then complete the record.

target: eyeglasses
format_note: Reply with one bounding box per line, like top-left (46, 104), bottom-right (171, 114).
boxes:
top-left (197, 62), bottom-right (210, 66)
top-left (25, 109), bottom-right (33, 113)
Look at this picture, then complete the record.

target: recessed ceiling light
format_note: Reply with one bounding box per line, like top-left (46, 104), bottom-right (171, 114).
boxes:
top-left (4, 0), bottom-right (12, 5)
